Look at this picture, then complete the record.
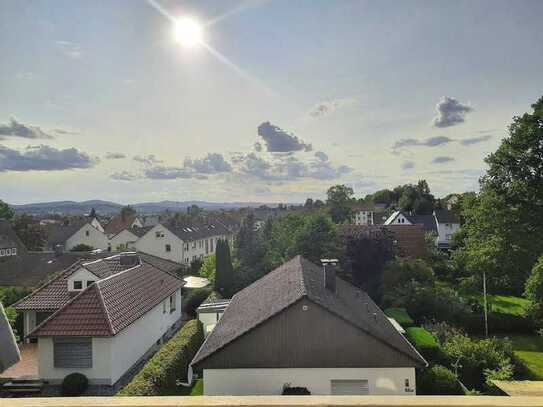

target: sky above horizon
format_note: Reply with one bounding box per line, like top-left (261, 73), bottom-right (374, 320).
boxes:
top-left (1, 0), bottom-right (542, 205)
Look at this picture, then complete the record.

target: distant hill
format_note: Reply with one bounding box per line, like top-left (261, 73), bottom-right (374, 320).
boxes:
top-left (11, 200), bottom-right (278, 215)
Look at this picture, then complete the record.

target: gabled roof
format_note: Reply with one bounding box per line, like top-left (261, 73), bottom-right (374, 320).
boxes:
top-left (385, 211), bottom-right (437, 234)
top-left (0, 219), bottom-right (27, 254)
top-left (434, 209), bottom-right (460, 224)
top-left (29, 257), bottom-right (184, 337)
top-left (161, 220), bottom-right (233, 242)
top-left (45, 220), bottom-right (93, 247)
top-left (104, 214), bottom-right (141, 236)
top-left (14, 252), bottom-right (182, 311)
top-left (191, 256), bottom-right (426, 367)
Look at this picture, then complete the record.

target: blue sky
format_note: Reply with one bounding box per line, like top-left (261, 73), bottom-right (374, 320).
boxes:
top-left (1, 0), bottom-right (542, 204)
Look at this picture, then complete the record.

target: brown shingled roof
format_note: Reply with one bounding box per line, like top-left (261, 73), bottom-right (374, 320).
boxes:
top-left (30, 258), bottom-right (184, 337)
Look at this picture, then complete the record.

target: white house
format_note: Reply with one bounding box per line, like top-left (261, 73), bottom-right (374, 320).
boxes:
top-left (46, 218), bottom-right (109, 252)
top-left (197, 299), bottom-right (230, 336)
top-left (191, 256), bottom-right (426, 396)
top-left (135, 221), bottom-right (234, 265)
top-left (103, 214), bottom-right (144, 238)
top-left (15, 253), bottom-right (184, 386)
top-left (384, 210), bottom-right (459, 248)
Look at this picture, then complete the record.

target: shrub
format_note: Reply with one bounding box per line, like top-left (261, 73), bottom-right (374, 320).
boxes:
top-left (417, 365), bottom-right (463, 395)
top-left (61, 373), bottom-right (89, 396)
top-left (282, 386), bottom-right (311, 395)
top-left (406, 327), bottom-right (443, 363)
top-left (117, 320), bottom-right (204, 396)
top-left (524, 255), bottom-right (543, 327)
top-left (182, 287), bottom-right (212, 318)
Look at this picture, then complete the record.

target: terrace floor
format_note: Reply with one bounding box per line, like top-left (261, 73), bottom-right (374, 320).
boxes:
top-left (0, 343), bottom-right (39, 380)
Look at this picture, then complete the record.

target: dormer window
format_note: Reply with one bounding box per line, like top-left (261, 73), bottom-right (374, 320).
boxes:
top-left (87, 280), bottom-right (95, 287)
top-left (73, 281), bottom-right (83, 290)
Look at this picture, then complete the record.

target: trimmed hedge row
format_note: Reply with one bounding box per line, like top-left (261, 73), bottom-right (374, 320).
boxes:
top-left (406, 327), bottom-right (444, 363)
top-left (385, 307), bottom-right (415, 327)
top-left (117, 319), bottom-right (204, 396)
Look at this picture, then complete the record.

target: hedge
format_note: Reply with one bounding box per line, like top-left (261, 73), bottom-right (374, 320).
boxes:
top-left (117, 319), bottom-right (204, 396)
top-left (384, 307), bottom-right (415, 327)
top-left (406, 327), bottom-right (443, 363)
top-left (417, 365), bottom-right (463, 395)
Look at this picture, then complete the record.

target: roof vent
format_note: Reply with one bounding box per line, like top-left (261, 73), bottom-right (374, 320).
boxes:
top-left (320, 258), bottom-right (338, 293)
top-left (373, 312), bottom-right (378, 322)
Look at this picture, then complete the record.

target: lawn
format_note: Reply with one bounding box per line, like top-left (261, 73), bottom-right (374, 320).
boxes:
top-left (505, 335), bottom-right (543, 380)
top-left (157, 379), bottom-right (204, 396)
top-left (384, 307), bottom-right (414, 326)
top-left (487, 295), bottom-right (530, 316)
top-left (406, 327), bottom-right (439, 349)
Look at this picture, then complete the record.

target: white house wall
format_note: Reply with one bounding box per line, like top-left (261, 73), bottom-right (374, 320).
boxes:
top-left (203, 367), bottom-right (416, 396)
top-left (65, 224), bottom-right (109, 251)
top-left (109, 288), bottom-right (182, 384)
top-left (109, 230), bottom-right (139, 251)
top-left (66, 268), bottom-right (99, 291)
top-left (135, 224), bottom-right (234, 265)
top-left (436, 221), bottom-right (460, 246)
top-left (37, 289), bottom-right (182, 386)
top-left (38, 337), bottom-right (112, 385)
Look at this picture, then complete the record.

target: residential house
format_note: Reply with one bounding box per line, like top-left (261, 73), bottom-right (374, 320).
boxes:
top-left (103, 214), bottom-right (143, 238)
top-left (14, 253), bottom-right (184, 386)
top-left (352, 204), bottom-right (389, 226)
top-left (0, 219), bottom-right (27, 260)
top-left (191, 256), bottom-right (426, 396)
top-left (384, 210), bottom-right (459, 248)
top-left (109, 226), bottom-right (152, 252)
top-left (135, 221), bottom-right (234, 265)
top-left (197, 298), bottom-right (231, 337)
top-left (46, 218), bottom-right (108, 252)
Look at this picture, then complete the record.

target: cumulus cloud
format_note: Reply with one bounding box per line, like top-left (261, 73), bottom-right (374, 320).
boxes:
top-left (432, 156), bottom-right (455, 164)
top-left (308, 98), bottom-right (358, 118)
top-left (56, 40), bottom-right (82, 59)
top-left (257, 122), bottom-right (312, 152)
top-left (133, 154), bottom-right (163, 166)
top-left (0, 117), bottom-right (53, 140)
top-left (402, 161), bottom-right (415, 170)
top-left (460, 135), bottom-right (493, 145)
top-left (433, 96), bottom-right (473, 128)
top-left (183, 153), bottom-right (232, 174)
top-left (104, 152), bottom-right (126, 160)
top-left (392, 136), bottom-right (452, 154)
top-left (0, 144), bottom-right (96, 172)
top-left (110, 171), bottom-right (139, 181)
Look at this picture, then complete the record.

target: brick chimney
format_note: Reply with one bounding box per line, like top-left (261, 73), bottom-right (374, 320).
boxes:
top-left (321, 259), bottom-right (338, 293)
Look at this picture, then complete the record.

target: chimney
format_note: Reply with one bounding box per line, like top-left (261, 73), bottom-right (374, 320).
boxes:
top-left (119, 252), bottom-right (140, 267)
top-left (320, 259), bottom-right (338, 293)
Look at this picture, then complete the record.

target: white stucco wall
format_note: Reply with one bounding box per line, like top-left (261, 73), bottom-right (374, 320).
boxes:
top-left (436, 221), bottom-right (460, 246)
top-left (198, 311), bottom-right (223, 336)
top-left (37, 289), bottom-right (182, 386)
top-left (66, 268), bottom-right (99, 291)
top-left (135, 224), bottom-right (234, 265)
top-left (23, 310), bottom-right (36, 338)
top-left (203, 367), bottom-right (416, 396)
top-left (38, 337), bottom-right (112, 385)
top-left (90, 218), bottom-right (104, 232)
top-left (109, 229), bottom-right (139, 251)
top-left (65, 224), bottom-right (109, 251)
top-left (109, 288), bottom-right (182, 384)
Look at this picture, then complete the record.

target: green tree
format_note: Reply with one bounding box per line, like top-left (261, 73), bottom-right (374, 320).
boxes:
top-left (456, 96), bottom-right (543, 294)
top-left (326, 184), bottom-right (354, 223)
top-left (215, 239), bottom-right (234, 297)
top-left (524, 254), bottom-right (543, 327)
top-left (0, 199), bottom-right (14, 220)
top-left (199, 254), bottom-right (216, 282)
top-left (89, 208), bottom-right (97, 218)
top-left (120, 205), bottom-right (136, 220)
top-left (293, 214), bottom-right (338, 264)
top-left (304, 198), bottom-right (314, 208)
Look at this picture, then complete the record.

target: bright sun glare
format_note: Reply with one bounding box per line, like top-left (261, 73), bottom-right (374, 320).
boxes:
top-left (174, 17), bottom-right (203, 47)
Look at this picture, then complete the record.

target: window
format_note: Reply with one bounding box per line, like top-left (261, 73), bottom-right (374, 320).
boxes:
top-left (87, 280), bottom-right (95, 287)
top-left (12, 247), bottom-right (16, 255)
top-left (192, 241), bottom-right (197, 249)
top-left (73, 280), bottom-right (83, 290)
top-left (85, 230), bottom-right (90, 236)
top-left (169, 292), bottom-right (177, 313)
top-left (183, 242), bottom-right (189, 251)
top-left (0, 249), bottom-right (4, 257)
top-left (6, 248), bottom-right (11, 256)
top-left (210, 238), bottom-right (214, 252)
top-left (162, 300), bottom-right (167, 314)
top-left (54, 337), bottom-right (92, 368)
top-left (165, 244), bottom-right (171, 252)
top-left (331, 379), bottom-right (369, 395)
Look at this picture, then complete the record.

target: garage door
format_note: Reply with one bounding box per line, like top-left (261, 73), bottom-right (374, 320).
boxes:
top-left (331, 379), bottom-right (369, 395)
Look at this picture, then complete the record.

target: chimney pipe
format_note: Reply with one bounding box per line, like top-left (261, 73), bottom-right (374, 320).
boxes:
top-left (320, 259), bottom-right (338, 293)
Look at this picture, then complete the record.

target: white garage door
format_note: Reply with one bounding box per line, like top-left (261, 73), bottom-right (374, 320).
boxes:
top-left (331, 379), bottom-right (369, 395)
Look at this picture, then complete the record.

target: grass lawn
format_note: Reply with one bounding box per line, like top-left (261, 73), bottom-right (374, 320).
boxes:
top-left (505, 335), bottom-right (543, 380)
top-left (385, 307), bottom-right (414, 326)
top-left (487, 295), bottom-right (530, 316)
top-left (406, 327), bottom-right (439, 349)
top-left (157, 379), bottom-right (204, 396)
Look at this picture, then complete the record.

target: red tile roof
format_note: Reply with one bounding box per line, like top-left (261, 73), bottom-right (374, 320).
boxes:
top-left (30, 258), bottom-right (184, 337)
top-left (104, 214), bottom-right (139, 236)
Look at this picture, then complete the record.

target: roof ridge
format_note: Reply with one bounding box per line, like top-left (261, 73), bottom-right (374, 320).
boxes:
top-left (296, 255), bottom-right (309, 296)
top-left (94, 283), bottom-right (115, 335)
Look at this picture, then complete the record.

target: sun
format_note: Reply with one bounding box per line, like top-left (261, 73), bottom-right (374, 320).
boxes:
top-left (174, 17), bottom-right (203, 47)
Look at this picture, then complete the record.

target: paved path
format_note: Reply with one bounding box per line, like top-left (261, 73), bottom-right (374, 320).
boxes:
top-left (0, 343), bottom-right (38, 380)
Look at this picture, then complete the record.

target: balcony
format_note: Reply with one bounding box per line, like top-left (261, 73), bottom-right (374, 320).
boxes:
top-left (1, 396), bottom-right (543, 407)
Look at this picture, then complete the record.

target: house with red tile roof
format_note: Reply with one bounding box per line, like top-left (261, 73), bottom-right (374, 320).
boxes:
top-left (14, 253), bottom-right (184, 386)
